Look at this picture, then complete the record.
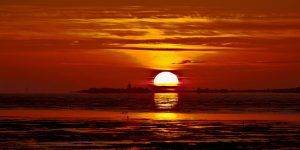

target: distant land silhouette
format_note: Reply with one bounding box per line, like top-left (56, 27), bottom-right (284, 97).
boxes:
top-left (78, 84), bottom-right (300, 93)
top-left (196, 87), bottom-right (300, 93)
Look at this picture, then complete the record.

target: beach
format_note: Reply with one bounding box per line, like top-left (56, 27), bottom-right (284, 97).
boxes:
top-left (0, 93), bottom-right (299, 149)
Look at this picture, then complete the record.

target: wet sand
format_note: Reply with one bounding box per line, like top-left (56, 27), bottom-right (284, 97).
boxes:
top-left (0, 110), bottom-right (299, 149)
top-left (0, 109), bottom-right (300, 121)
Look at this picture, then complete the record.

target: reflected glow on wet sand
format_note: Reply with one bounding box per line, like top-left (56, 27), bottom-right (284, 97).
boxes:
top-left (0, 110), bottom-right (299, 121)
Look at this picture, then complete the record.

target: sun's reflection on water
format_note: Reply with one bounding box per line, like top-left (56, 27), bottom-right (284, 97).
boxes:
top-left (154, 93), bottom-right (178, 110)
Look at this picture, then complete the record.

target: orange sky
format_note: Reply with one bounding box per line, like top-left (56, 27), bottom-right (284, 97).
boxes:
top-left (0, 0), bottom-right (300, 93)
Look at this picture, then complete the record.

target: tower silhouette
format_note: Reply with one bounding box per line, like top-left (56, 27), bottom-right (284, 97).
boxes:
top-left (127, 83), bottom-right (132, 90)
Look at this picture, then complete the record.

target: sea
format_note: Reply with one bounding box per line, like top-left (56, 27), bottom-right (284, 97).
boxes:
top-left (0, 93), bottom-right (299, 149)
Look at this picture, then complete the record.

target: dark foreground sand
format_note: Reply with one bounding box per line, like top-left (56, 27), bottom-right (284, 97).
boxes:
top-left (0, 110), bottom-right (299, 149)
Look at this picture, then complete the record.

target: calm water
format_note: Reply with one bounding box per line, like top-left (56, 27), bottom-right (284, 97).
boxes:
top-left (0, 93), bottom-right (299, 149)
top-left (0, 93), bottom-right (300, 113)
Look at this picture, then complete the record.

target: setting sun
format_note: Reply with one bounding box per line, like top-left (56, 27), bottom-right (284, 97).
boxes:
top-left (154, 72), bottom-right (179, 86)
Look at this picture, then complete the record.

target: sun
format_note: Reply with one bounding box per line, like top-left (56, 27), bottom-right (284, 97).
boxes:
top-left (154, 72), bottom-right (179, 86)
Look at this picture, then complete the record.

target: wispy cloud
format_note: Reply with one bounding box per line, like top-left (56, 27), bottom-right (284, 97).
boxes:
top-left (1, 6), bottom-right (300, 53)
top-left (0, 6), bottom-right (300, 69)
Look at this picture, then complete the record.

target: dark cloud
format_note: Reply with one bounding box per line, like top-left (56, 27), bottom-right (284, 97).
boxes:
top-left (172, 60), bottom-right (207, 65)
